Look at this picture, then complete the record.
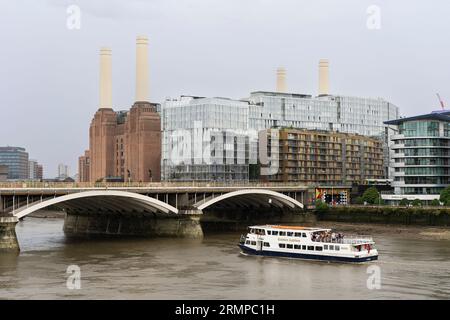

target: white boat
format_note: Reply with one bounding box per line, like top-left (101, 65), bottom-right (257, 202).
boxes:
top-left (238, 225), bottom-right (378, 263)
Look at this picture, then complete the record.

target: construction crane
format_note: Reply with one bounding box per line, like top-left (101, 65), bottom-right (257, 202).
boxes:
top-left (436, 93), bottom-right (446, 110)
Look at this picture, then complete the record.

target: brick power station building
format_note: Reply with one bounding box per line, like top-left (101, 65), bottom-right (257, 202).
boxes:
top-left (79, 36), bottom-right (161, 183)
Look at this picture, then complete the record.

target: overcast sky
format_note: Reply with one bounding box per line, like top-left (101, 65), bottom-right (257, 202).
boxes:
top-left (1, 0), bottom-right (450, 177)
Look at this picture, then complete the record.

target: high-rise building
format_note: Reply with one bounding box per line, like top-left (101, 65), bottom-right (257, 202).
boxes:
top-left (0, 146), bottom-right (29, 180)
top-left (28, 159), bottom-right (43, 181)
top-left (0, 165), bottom-right (8, 181)
top-left (260, 128), bottom-right (384, 185)
top-left (85, 36), bottom-right (161, 182)
top-left (78, 150), bottom-right (90, 182)
top-left (58, 163), bottom-right (70, 180)
top-left (382, 110), bottom-right (450, 204)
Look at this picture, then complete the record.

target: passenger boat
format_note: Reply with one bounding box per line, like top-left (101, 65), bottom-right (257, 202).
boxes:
top-left (238, 225), bottom-right (378, 263)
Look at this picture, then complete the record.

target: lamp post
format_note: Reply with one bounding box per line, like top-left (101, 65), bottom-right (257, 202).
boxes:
top-left (127, 169), bottom-right (131, 185)
top-left (148, 169), bottom-right (152, 183)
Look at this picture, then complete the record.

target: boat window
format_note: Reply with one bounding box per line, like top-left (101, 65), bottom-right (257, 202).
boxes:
top-left (279, 243), bottom-right (286, 248)
top-left (294, 232), bottom-right (302, 237)
top-left (272, 231), bottom-right (278, 236)
top-left (324, 245), bottom-right (328, 250)
top-left (279, 231), bottom-right (286, 236)
top-left (267, 230), bottom-right (271, 235)
top-left (329, 245), bottom-right (334, 250)
top-left (286, 244), bottom-right (293, 249)
top-left (251, 241), bottom-right (256, 245)
top-left (250, 228), bottom-right (255, 234)
top-left (245, 240), bottom-right (250, 245)
top-left (335, 246), bottom-right (340, 251)
top-left (302, 245), bottom-right (306, 250)
top-left (302, 233), bottom-right (307, 237)
top-left (287, 232), bottom-right (293, 237)
top-left (294, 245), bottom-right (300, 249)
top-left (315, 246), bottom-right (323, 251)
top-left (308, 246), bottom-right (314, 251)
top-left (263, 242), bottom-right (270, 247)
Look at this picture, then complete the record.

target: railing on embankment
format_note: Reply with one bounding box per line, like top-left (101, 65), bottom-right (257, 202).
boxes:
top-left (314, 205), bottom-right (450, 226)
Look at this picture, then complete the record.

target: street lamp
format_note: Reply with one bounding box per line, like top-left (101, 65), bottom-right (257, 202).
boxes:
top-left (127, 169), bottom-right (131, 184)
top-left (148, 169), bottom-right (152, 183)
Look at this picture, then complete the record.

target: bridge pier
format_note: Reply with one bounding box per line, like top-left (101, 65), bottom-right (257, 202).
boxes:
top-left (63, 212), bottom-right (204, 238)
top-left (0, 216), bottom-right (20, 252)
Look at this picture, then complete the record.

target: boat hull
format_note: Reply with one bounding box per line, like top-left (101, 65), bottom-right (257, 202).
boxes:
top-left (238, 244), bottom-right (378, 263)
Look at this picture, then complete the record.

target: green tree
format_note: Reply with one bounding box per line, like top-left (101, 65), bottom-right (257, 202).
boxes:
top-left (399, 198), bottom-right (409, 206)
top-left (411, 199), bottom-right (422, 206)
top-left (439, 186), bottom-right (450, 204)
top-left (354, 196), bottom-right (364, 205)
top-left (315, 200), bottom-right (329, 214)
top-left (361, 187), bottom-right (380, 204)
top-left (430, 199), bottom-right (441, 206)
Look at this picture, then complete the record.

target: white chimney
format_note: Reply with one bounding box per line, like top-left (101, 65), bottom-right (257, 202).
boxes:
top-left (136, 36), bottom-right (149, 102)
top-left (276, 67), bottom-right (287, 93)
top-left (318, 59), bottom-right (329, 96)
top-left (99, 47), bottom-right (112, 108)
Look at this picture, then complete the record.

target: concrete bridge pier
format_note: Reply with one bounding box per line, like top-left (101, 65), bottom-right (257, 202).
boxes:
top-left (0, 216), bottom-right (20, 252)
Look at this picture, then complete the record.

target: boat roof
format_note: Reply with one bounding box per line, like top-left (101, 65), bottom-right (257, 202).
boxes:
top-left (249, 225), bottom-right (330, 232)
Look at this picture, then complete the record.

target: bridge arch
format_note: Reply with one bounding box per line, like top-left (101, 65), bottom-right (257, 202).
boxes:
top-left (13, 190), bottom-right (179, 219)
top-left (194, 189), bottom-right (304, 211)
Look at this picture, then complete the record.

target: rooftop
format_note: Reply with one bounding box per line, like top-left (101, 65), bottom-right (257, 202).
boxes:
top-left (384, 110), bottom-right (450, 125)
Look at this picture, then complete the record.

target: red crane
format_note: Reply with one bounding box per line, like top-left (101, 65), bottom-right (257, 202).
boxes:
top-left (436, 93), bottom-right (446, 110)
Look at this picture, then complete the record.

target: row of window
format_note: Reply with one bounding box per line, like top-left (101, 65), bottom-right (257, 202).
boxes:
top-left (267, 230), bottom-right (307, 237)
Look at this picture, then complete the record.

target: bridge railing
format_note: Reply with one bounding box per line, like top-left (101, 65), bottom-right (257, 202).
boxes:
top-left (0, 181), bottom-right (309, 189)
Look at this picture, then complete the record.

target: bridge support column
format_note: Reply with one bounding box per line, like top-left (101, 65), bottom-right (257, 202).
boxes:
top-left (64, 212), bottom-right (204, 238)
top-left (0, 216), bottom-right (20, 252)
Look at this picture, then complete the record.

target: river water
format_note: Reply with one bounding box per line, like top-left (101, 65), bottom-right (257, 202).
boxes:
top-left (0, 218), bottom-right (449, 299)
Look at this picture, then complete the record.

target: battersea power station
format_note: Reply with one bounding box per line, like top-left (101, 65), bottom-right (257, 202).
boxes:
top-left (79, 36), bottom-right (161, 183)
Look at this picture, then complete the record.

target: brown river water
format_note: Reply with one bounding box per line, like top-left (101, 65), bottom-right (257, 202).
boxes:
top-left (0, 217), bottom-right (450, 299)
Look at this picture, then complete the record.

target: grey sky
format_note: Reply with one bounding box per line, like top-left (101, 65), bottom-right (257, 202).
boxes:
top-left (1, 0), bottom-right (450, 177)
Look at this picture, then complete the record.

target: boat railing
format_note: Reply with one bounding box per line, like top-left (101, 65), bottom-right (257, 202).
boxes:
top-left (312, 235), bottom-right (373, 244)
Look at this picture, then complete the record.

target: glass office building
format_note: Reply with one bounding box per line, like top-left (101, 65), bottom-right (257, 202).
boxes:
top-left (161, 96), bottom-right (255, 181)
top-left (161, 92), bottom-right (399, 182)
top-left (0, 146), bottom-right (29, 180)
top-left (382, 111), bottom-right (450, 203)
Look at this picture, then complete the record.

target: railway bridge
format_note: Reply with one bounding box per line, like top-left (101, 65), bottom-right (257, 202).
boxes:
top-left (0, 182), bottom-right (309, 251)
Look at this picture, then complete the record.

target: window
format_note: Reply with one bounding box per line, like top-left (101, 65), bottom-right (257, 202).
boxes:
top-left (294, 245), bottom-right (301, 249)
top-left (335, 246), bottom-right (340, 251)
top-left (294, 232), bottom-right (302, 237)
top-left (302, 233), bottom-right (307, 237)
top-left (308, 246), bottom-right (314, 251)
top-left (263, 242), bottom-right (270, 247)
top-left (272, 231), bottom-right (278, 236)
top-left (251, 241), bottom-right (256, 245)
top-left (287, 232), bottom-right (293, 237)
top-left (287, 244), bottom-right (293, 249)
top-left (245, 240), bottom-right (250, 245)
top-left (279, 243), bottom-right (286, 248)
top-left (302, 245), bottom-right (306, 250)
top-left (329, 245), bottom-right (334, 250)
top-left (279, 231), bottom-right (286, 236)
top-left (267, 230), bottom-right (271, 235)
top-left (315, 246), bottom-right (323, 251)
top-left (324, 245), bottom-right (328, 250)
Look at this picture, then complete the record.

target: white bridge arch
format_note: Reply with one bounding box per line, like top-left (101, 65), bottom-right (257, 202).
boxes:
top-left (194, 189), bottom-right (304, 210)
top-left (13, 190), bottom-right (179, 219)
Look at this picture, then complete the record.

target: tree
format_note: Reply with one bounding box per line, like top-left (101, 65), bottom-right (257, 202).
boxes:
top-left (430, 199), bottom-right (441, 206)
top-left (399, 198), bottom-right (409, 206)
top-left (440, 186), bottom-right (450, 204)
top-left (411, 199), bottom-right (422, 206)
top-left (361, 187), bottom-right (380, 204)
top-left (315, 200), bottom-right (329, 214)
top-left (354, 196), bottom-right (364, 205)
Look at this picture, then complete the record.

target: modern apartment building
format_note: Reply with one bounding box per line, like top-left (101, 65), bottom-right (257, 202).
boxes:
top-left (78, 150), bottom-right (90, 182)
top-left (261, 128), bottom-right (384, 185)
top-left (161, 96), bottom-right (253, 181)
top-left (382, 110), bottom-right (450, 203)
top-left (0, 146), bottom-right (29, 180)
top-left (28, 159), bottom-right (43, 180)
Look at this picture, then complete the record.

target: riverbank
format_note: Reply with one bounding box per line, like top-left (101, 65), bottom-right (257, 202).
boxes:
top-left (315, 205), bottom-right (450, 226)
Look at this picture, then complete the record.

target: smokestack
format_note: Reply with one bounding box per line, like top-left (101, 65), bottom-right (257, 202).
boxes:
top-left (276, 67), bottom-right (287, 93)
top-left (99, 47), bottom-right (112, 108)
top-left (318, 59), bottom-right (329, 96)
top-left (136, 35), bottom-right (149, 102)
